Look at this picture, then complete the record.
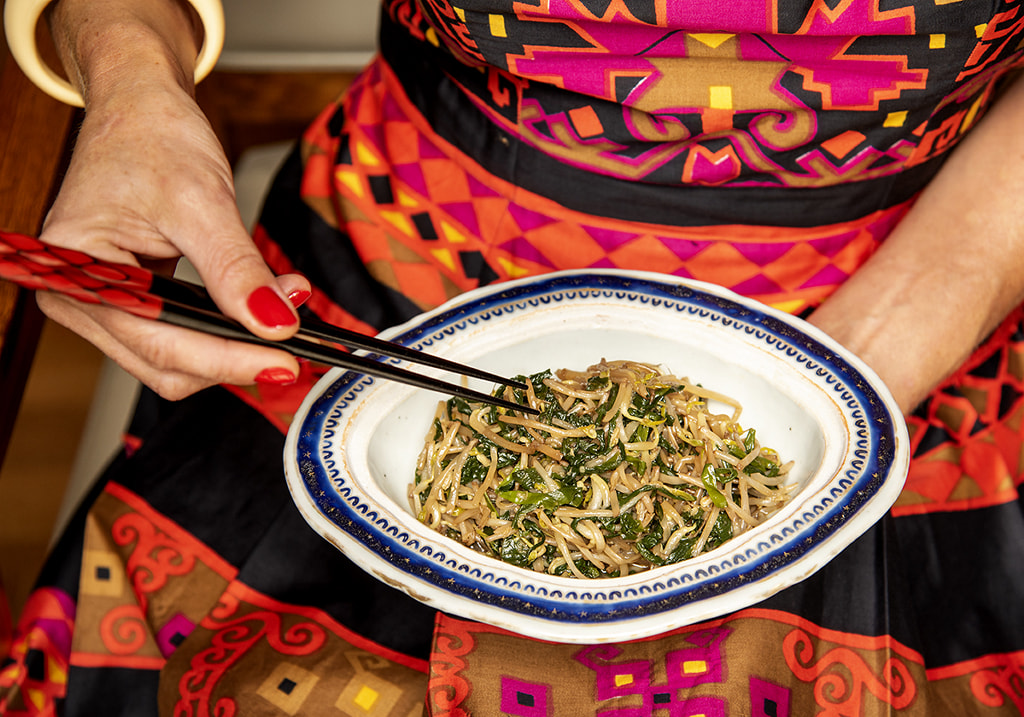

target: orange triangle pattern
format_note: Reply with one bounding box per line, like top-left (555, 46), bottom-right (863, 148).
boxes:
top-left (895, 310), bottom-right (1024, 516)
top-left (301, 61), bottom-right (909, 320)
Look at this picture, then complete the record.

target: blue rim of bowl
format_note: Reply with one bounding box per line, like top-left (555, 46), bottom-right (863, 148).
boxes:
top-left (290, 271), bottom-right (902, 624)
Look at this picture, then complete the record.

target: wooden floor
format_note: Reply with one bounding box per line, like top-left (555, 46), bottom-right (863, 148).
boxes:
top-left (0, 320), bottom-right (105, 621)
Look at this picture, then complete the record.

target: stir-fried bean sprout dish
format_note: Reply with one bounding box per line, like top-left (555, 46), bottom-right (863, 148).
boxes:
top-left (410, 360), bottom-right (794, 578)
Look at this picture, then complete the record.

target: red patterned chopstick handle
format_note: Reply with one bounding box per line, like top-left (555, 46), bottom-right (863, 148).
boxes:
top-left (0, 231), bottom-right (163, 320)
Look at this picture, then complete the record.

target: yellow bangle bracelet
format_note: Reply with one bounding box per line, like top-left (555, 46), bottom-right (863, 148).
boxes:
top-left (3, 0), bottom-right (225, 107)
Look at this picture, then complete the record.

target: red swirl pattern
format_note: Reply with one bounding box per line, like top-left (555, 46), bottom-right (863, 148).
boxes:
top-left (111, 512), bottom-right (197, 613)
top-left (99, 604), bottom-right (150, 656)
top-left (173, 585), bottom-right (327, 717)
top-left (426, 617), bottom-right (475, 717)
top-left (969, 658), bottom-right (1024, 711)
top-left (783, 628), bottom-right (917, 715)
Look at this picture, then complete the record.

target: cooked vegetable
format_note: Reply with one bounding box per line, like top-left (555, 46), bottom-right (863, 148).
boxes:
top-left (409, 360), bottom-right (793, 578)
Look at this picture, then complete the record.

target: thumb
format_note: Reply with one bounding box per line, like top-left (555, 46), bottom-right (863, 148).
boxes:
top-left (187, 230), bottom-right (301, 341)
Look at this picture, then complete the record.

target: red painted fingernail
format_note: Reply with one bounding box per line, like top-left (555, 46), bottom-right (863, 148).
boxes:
top-left (247, 286), bottom-right (298, 328)
top-left (287, 288), bottom-right (312, 308)
top-left (254, 367), bottom-right (297, 385)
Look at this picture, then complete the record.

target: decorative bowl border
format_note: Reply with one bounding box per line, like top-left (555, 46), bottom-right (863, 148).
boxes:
top-left (285, 270), bottom-right (908, 642)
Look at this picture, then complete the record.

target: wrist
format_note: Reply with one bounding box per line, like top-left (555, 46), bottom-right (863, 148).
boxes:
top-left (4, 0), bottom-right (223, 106)
top-left (62, 18), bottom-right (198, 106)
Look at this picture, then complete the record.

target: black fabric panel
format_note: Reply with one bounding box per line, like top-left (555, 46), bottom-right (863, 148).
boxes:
top-left (117, 388), bottom-right (437, 658)
top-left (113, 388), bottom-right (293, 568)
top-left (64, 666), bottom-right (160, 717)
top-left (757, 497), bottom-right (1024, 668)
top-left (233, 492), bottom-right (438, 659)
top-left (757, 515), bottom-right (921, 649)
top-left (758, 499), bottom-right (1024, 667)
top-left (892, 498), bottom-right (1024, 666)
top-left (378, 15), bottom-right (948, 229)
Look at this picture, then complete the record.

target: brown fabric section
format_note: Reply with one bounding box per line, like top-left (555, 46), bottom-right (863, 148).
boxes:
top-left (426, 610), bottom-right (1022, 716)
top-left (159, 581), bottom-right (429, 716)
top-left (73, 488), bottom-right (235, 669)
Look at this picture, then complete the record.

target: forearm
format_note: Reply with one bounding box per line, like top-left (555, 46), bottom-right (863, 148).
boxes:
top-left (48, 0), bottom-right (202, 106)
top-left (808, 76), bottom-right (1024, 413)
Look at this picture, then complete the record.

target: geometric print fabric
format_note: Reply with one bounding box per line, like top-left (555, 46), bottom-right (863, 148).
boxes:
top-left (315, 59), bottom-right (904, 320)
top-left (897, 315), bottom-right (1024, 516)
top-left (428, 610), bottom-right (1024, 716)
top-left (389, 0), bottom-right (1024, 190)
top-left (293, 55), bottom-right (1024, 520)
top-left (13, 482), bottom-right (432, 717)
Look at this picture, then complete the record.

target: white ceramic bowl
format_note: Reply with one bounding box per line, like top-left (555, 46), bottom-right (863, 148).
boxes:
top-left (283, 270), bottom-right (909, 643)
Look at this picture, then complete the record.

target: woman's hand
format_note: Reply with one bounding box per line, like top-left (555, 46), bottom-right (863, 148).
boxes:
top-left (37, 0), bottom-right (309, 399)
top-left (806, 76), bottom-right (1024, 415)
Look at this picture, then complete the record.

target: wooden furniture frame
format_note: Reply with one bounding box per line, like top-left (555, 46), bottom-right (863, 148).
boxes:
top-left (0, 29), bottom-right (76, 468)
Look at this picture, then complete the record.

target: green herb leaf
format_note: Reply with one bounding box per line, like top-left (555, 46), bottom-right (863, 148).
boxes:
top-left (460, 456), bottom-right (489, 485)
top-left (497, 485), bottom-right (584, 511)
top-left (705, 511), bottom-right (733, 551)
top-left (700, 464), bottom-right (728, 508)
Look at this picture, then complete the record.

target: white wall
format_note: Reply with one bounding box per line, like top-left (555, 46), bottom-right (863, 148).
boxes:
top-left (219, 0), bottom-right (380, 71)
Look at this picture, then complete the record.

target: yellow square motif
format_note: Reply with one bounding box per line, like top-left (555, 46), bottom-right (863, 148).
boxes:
top-left (337, 674), bottom-right (403, 715)
top-left (614, 673), bottom-right (634, 687)
top-left (490, 14), bottom-right (507, 38)
top-left (683, 660), bottom-right (708, 674)
top-left (354, 685), bottom-right (379, 711)
top-left (883, 111), bottom-right (907, 128)
top-left (708, 86), bottom-right (733, 110)
top-left (929, 34), bottom-right (946, 49)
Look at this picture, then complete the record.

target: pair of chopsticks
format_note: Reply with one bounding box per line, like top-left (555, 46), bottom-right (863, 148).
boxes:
top-left (0, 231), bottom-right (537, 415)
